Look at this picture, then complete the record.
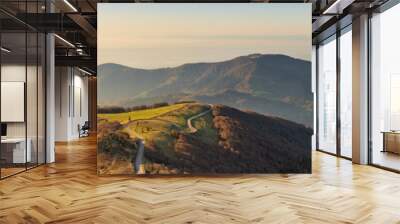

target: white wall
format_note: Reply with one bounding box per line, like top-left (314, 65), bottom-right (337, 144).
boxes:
top-left (72, 73), bottom-right (89, 138)
top-left (1, 65), bottom-right (40, 137)
top-left (55, 67), bottom-right (89, 141)
top-left (55, 67), bottom-right (70, 141)
top-left (1, 63), bottom-right (46, 164)
top-left (1, 65), bottom-right (26, 139)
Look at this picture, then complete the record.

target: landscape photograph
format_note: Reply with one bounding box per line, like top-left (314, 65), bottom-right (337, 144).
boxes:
top-left (97, 4), bottom-right (312, 175)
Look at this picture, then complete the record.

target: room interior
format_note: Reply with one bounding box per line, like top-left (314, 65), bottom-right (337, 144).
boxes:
top-left (0, 0), bottom-right (399, 222)
top-left (0, 30), bottom-right (46, 178)
top-left (370, 5), bottom-right (400, 170)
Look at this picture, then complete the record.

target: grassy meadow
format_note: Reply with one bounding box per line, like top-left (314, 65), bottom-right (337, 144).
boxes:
top-left (98, 102), bottom-right (218, 174)
top-left (98, 103), bottom-right (187, 124)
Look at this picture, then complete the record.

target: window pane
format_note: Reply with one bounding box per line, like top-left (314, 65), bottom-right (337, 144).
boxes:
top-left (27, 31), bottom-right (38, 169)
top-left (318, 36), bottom-right (337, 154)
top-left (371, 4), bottom-right (400, 171)
top-left (1, 31), bottom-right (27, 177)
top-left (340, 28), bottom-right (352, 158)
top-left (38, 33), bottom-right (46, 165)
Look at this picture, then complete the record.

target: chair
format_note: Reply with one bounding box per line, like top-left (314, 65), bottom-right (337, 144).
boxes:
top-left (79, 121), bottom-right (90, 138)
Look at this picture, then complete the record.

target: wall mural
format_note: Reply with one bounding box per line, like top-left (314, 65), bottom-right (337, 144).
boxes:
top-left (97, 3), bottom-right (312, 175)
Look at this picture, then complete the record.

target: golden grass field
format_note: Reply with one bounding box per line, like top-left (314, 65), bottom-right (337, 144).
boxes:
top-left (118, 103), bottom-right (210, 140)
top-left (98, 103), bottom-right (187, 124)
top-left (98, 102), bottom-right (212, 148)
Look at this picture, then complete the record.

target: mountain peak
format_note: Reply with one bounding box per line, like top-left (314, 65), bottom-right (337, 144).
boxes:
top-left (247, 53), bottom-right (263, 59)
top-left (232, 53), bottom-right (297, 63)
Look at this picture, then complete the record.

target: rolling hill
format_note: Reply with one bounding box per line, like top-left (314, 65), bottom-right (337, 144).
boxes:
top-left (97, 103), bottom-right (312, 174)
top-left (98, 54), bottom-right (312, 126)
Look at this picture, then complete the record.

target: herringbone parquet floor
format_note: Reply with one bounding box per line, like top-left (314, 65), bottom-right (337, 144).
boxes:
top-left (1, 136), bottom-right (400, 224)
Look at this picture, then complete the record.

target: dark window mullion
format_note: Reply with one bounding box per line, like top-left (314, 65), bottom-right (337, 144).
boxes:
top-left (0, 24), bottom-right (2, 179)
top-left (367, 11), bottom-right (373, 165)
top-left (36, 0), bottom-right (39, 167)
top-left (336, 29), bottom-right (341, 157)
top-left (25, 0), bottom-right (28, 171)
top-left (316, 45), bottom-right (320, 151)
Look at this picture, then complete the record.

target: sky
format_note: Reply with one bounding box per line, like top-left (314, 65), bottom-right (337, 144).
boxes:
top-left (98, 3), bottom-right (311, 69)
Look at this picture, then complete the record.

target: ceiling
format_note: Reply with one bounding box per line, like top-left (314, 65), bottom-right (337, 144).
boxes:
top-left (0, 0), bottom-right (392, 75)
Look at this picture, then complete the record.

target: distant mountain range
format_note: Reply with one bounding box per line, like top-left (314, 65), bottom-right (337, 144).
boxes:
top-left (98, 54), bottom-right (313, 126)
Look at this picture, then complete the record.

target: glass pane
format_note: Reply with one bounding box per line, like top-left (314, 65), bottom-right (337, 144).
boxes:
top-left (26, 0), bottom-right (38, 168)
top-left (390, 75), bottom-right (400, 130)
top-left (38, 33), bottom-right (46, 165)
top-left (318, 36), bottom-right (337, 154)
top-left (371, 4), bottom-right (400, 171)
top-left (1, 31), bottom-right (27, 177)
top-left (340, 28), bottom-right (352, 158)
top-left (312, 45), bottom-right (317, 150)
top-left (0, 1), bottom-right (46, 178)
top-left (27, 31), bottom-right (38, 169)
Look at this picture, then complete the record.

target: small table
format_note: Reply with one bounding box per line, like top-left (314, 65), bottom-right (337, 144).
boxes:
top-left (1, 138), bottom-right (31, 164)
top-left (381, 131), bottom-right (400, 154)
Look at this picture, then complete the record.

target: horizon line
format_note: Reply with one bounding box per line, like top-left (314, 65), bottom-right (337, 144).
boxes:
top-left (97, 53), bottom-right (310, 70)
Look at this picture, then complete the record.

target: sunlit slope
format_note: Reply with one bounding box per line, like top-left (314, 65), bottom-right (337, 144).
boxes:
top-left (97, 102), bottom-right (311, 174)
top-left (98, 103), bottom-right (214, 174)
top-left (98, 103), bottom-right (186, 124)
top-left (121, 103), bottom-right (212, 146)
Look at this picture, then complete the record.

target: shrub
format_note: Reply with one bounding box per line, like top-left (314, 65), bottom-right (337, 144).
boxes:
top-left (98, 131), bottom-right (138, 159)
top-left (98, 106), bottom-right (126, 114)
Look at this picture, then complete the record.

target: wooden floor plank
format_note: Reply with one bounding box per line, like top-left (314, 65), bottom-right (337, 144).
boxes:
top-left (0, 136), bottom-right (399, 223)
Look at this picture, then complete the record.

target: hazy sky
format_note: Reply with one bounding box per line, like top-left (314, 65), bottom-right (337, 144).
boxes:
top-left (98, 3), bottom-right (311, 69)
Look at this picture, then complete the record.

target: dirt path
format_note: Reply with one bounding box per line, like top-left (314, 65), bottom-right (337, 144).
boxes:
top-left (134, 139), bottom-right (145, 174)
top-left (187, 105), bottom-right (212, 133)
top-left (131, 103), bottom-right (212, 174)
